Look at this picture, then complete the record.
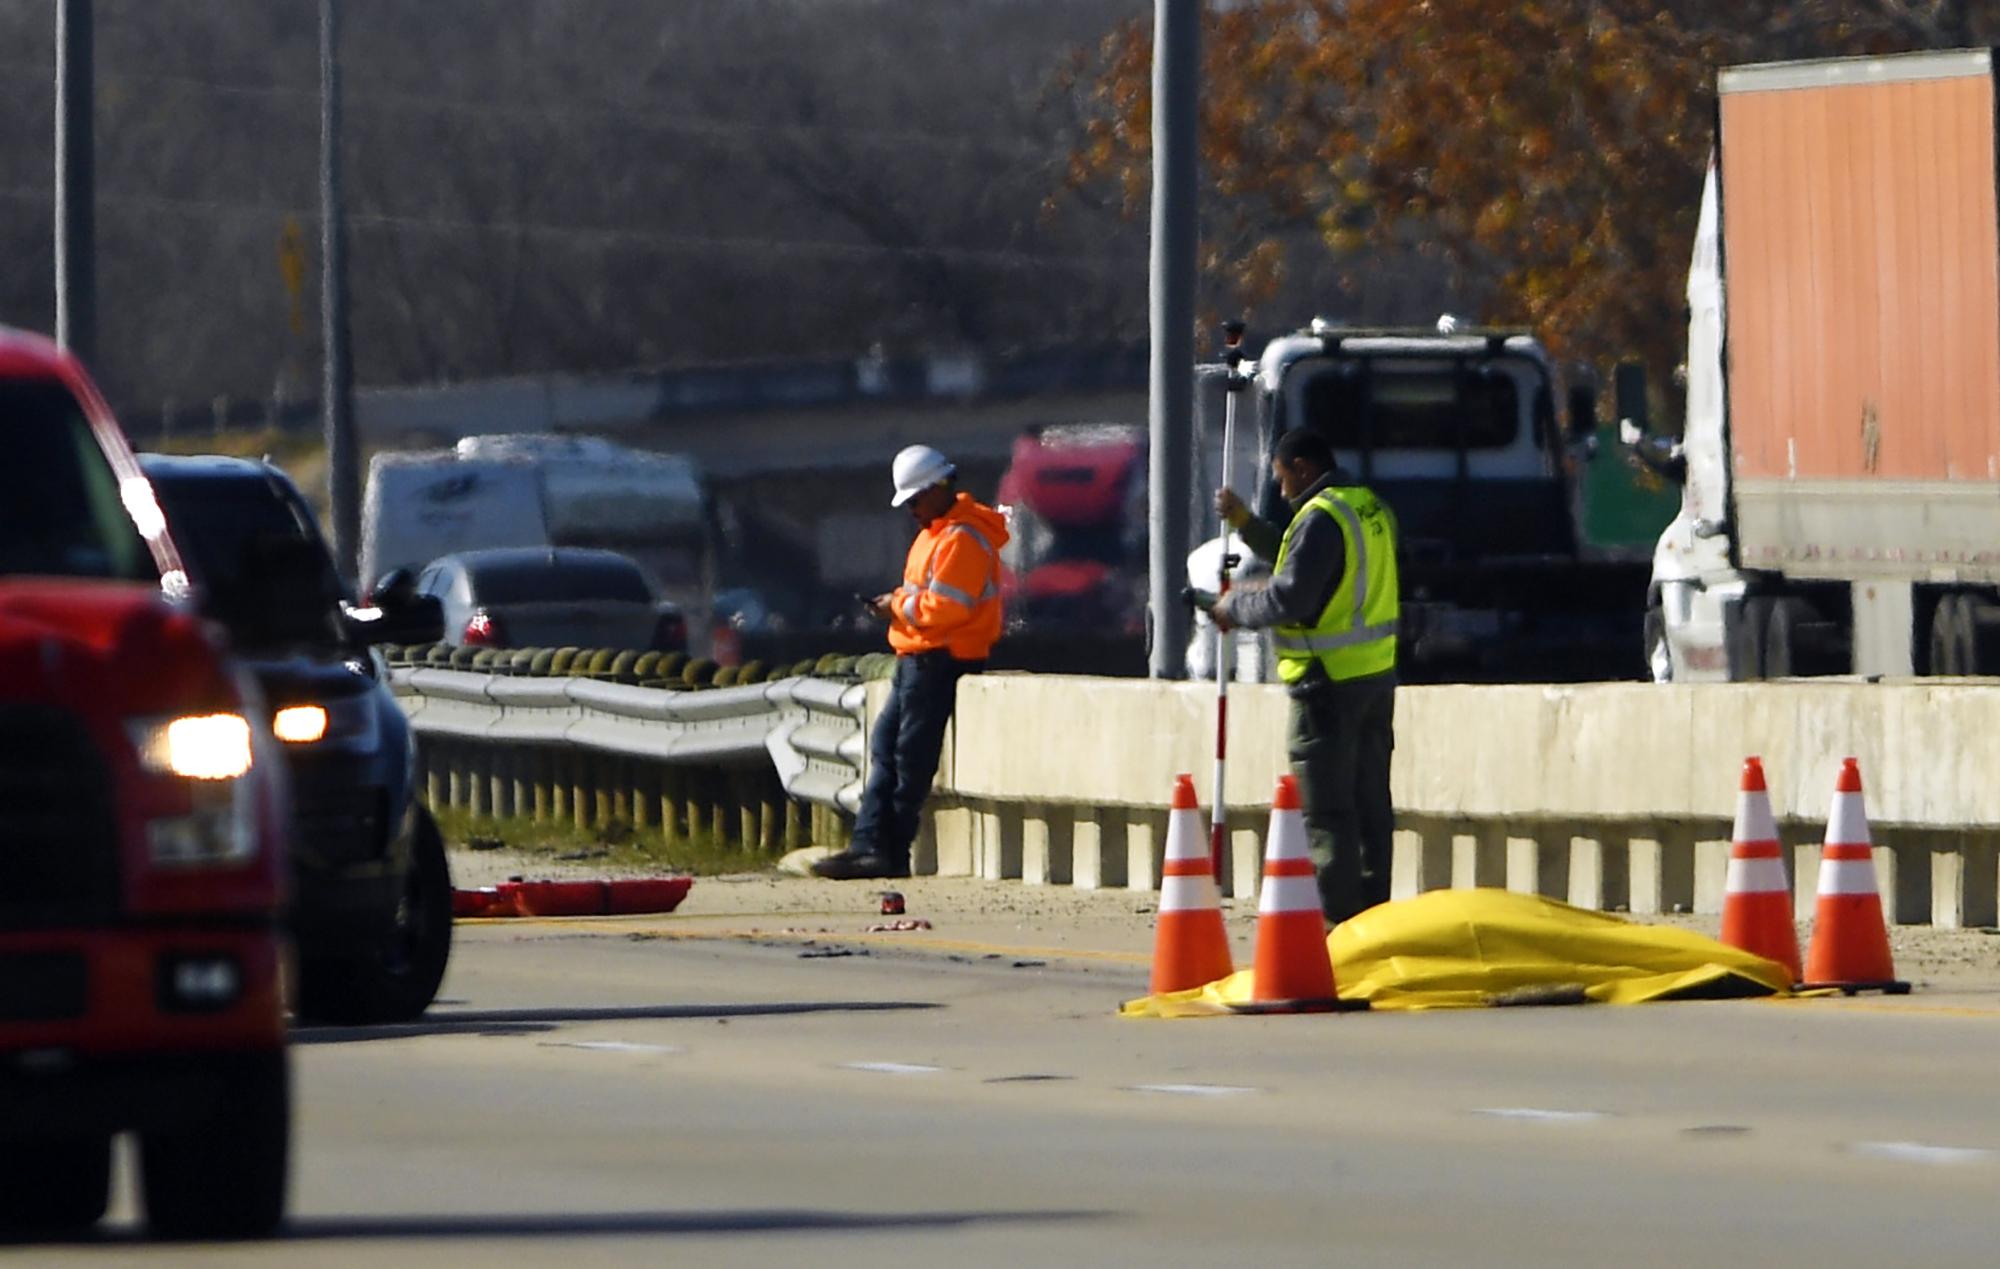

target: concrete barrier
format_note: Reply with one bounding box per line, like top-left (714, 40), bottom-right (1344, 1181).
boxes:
top-left (920, 676), bottom-right (2000, 928)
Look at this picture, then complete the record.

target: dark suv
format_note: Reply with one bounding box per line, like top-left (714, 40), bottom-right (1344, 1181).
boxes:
top-left (140, 455), bottom-right (451, 1024)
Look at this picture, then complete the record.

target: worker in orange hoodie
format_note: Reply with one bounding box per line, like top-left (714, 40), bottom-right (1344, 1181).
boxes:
top-left (814, 445), bottom-right (1010, 880)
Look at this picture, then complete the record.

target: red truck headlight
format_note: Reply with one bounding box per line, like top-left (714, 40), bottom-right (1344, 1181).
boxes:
top-left (129, 714), bottom-right (261, 867)
top-left (131, 713), bottom-right (255, 780)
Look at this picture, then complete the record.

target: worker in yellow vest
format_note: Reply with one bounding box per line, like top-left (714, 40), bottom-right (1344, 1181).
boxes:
top-left (1198, 428), bottom-right (1399, 924)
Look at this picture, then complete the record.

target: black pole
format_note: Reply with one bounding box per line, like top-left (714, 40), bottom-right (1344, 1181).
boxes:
top-left (1146, 0), bottom-right (1199, 679)
top-left (54, 0), bottom-right (95, 364)
top-left (320, 0), bottom-right (360, 586)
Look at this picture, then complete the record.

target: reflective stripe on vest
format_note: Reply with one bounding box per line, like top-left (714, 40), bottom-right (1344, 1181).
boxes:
top-left (1271, 487), bottom-right (1398, 682)
top-left (903, 522), bottom-right (999, 621)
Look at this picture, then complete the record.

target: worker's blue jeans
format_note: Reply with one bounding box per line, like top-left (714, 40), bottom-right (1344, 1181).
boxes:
top-left (851, 651), bottom-right (983, 865)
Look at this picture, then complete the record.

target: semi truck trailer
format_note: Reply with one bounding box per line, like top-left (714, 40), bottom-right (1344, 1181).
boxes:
top-left (1633, 49), bottom-right (2000, 680)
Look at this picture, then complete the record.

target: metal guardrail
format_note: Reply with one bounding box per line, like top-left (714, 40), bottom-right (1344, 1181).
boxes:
top-left (389, 669), bottom-right (869, 846)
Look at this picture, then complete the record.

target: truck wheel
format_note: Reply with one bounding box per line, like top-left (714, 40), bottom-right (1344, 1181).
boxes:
top-left (298, 808), bottom-right (454, 1025)
top-left (0, 1135), bottom-right (110, 1232)
top-left (1930, 595), bottom-right (1975, 676)
top-left (1728, 597), bottom-right (1773, 680)
top-left (141, 1050), bottom-right (289, 1240)
top-left (1762, 597), bottom-right (1815, 678)
top-left (1642, 605), bottom-right (1672, 682)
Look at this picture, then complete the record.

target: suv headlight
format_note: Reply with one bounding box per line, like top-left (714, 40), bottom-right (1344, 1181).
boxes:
top-left (131, 713), bottom-right (255, 780)
top-left (273, 693), bottom-right (376, 746)
top-left (273, 704), bottom-right (329, 744)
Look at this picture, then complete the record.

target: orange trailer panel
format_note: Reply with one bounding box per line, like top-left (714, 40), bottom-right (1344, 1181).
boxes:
top-left (1720, 56), bottom-right (2000, 486)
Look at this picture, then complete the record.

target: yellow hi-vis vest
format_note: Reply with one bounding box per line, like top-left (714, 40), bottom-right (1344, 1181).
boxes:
top-left (1271, 485), bottom-right (1400, 684)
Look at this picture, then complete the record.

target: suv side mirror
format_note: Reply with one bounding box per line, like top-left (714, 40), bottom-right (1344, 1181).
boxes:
top-left (1614, 363), bottom-right (1649, 445)
top-left (367, 567), bottom-right (419, 608)
top-left (348, 568), bottom-right (443, 646)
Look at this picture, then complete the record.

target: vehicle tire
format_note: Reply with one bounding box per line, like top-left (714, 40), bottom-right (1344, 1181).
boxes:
top-left (0, 1135), bottom-right (111, 1232)
top-left (1642, 604), bottom-right (1672, 682)
top-left (1761, 596), bottom-right (1815, 678)
top-left (297, 809), bottom-right (454, 1025)
top-left (1729, 596), bottom-right (1773, 680)
top-left (140, 1051), bottom-right (289, 1240)
top-left (1930, 594), bottom-right (1974, 676)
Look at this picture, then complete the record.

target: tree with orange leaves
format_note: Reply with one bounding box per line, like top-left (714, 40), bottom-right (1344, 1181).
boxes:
top-left (1061, 2), bottom-right (2000, 377)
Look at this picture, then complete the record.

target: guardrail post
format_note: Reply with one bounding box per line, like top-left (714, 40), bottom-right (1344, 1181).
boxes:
top-left (571, 751), bottom-right (591, 831)
top-left (1452, 825), bottom-right (1506, 889)
top-left (1505, 830), bottom-right (1567, 899)
top-left (594, 759), bottom-right (616, 829)
top-left (1071, 809), bottom-right (1113, 889)
top-left (424, 744), bottom-right (446, 811)
top-left (784, 794), bottom-right (808, 849)
top-left (508, 751), bottom-right (529, 821)
top-left (548, 747), bottom-right (569, 823)
top-left (489, 749), bottom-right (512, 820)
top-left (445, 745), bottom-right (467, 812)
top-left (1125, 811), bottom-right (1161, 892)
top-left (1023, 805), bottom-right (1072, 886)
top-left (1566, 832), bottom-right (1629, 912)
top-left (468, 745), bottom-right (493, 818)
top-left (759, 773), bottom-right (784, 851)
top-left (531, 747), bottom-right (552, 823)
top-left (609, 758), bottom-right (631, 826)
top-left (1227, 813), bottom-right (1261, 901)
top-left (658, 768), bottom-right (686, 845)
top-left (1693, 834), bottom-right (1730, 915)
top-left (708, 764), bottom-right (732, 844)
top-left (631, 764), bottom-right (654, 832)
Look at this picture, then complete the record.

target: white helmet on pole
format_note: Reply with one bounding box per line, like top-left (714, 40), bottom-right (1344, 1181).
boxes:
top-left (890, 444), bottom-right (955, 507)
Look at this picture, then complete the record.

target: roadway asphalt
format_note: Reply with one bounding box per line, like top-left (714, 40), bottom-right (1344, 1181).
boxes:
top-left (26, 874), bottom-right (2000, 1266)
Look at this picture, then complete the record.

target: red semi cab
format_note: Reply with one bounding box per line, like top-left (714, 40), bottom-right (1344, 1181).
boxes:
top-left (0, 328), bottom-right (289, 1239)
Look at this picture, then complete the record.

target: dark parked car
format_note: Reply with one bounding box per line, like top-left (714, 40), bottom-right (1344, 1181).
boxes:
top-left (139, 454), bottom-right (451, 1024)
top-left (418, 546), bottom-right (687, 650)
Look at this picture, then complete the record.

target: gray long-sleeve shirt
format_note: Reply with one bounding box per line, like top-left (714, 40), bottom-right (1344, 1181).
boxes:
top-left (1213, 473), bottom-right (1345, 632)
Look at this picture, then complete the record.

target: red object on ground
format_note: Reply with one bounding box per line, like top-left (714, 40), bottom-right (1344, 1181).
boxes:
top-left (452, 887), bottom-right (514, 918)
top-left (604, 877), bottom-right (694, 915)
top-left (456, 878), bottom-right (694, 918)
top-left (507, 880), bottom-right (607, 917)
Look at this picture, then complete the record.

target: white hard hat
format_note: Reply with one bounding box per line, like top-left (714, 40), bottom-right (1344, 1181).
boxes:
top-left (890, 444), bottom-right (955, 507)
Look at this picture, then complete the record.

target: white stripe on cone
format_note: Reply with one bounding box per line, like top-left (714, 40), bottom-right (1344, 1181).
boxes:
top-left (1164, 807), bottom-right (1206, 863)
top-left (1733, 791), bottom-right (1778, 845)
top-left (1160, 874), bottom-right (1222, 912)
top-left (1263, 807), bottom-right (1311, 864)
top-left (1257, 873), bottom-right (1321, 915)
top-left (1816, 858), bottom-right (1883, 897)
top-left (1826, 792), bottom-right (1871, 847)
top-left (1726, 856), bottom-right (1789, 894)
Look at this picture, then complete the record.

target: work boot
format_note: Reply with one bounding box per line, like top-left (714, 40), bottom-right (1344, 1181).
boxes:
top-left (811, 850), bottom-right (910, 881)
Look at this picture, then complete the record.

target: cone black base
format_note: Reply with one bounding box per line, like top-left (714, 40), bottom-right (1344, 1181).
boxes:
top-left (1798, 979), bottom-right (1911, 996)
top-left (1226, 997), bottom-right (1370, 1015)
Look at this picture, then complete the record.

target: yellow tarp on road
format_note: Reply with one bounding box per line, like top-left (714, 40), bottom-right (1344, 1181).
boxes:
top-left (1122, 888), bottom-right (1793, 1017)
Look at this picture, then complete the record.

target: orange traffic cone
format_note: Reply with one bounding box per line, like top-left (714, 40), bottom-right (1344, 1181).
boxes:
top-left (1801, 758), bottom-right (1909, 994)
top-left (1232, 775), bottom-right (1360, 1014)
top-left (1718, 757), bottom-right (1802, 982)
top-left (1148, 774), bottom-right (1235, 994)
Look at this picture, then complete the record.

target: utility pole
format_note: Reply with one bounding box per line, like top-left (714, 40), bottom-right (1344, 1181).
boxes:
top-left (320, 0), bottom-right (360, 586)
top-left (54, 0), bottom-right (95, 364)
top-left (1146, 0), bottom-right (1199, 679)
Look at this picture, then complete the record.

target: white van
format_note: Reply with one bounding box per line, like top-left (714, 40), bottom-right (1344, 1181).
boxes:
top-left (360, 435), bottom-right (714, 645)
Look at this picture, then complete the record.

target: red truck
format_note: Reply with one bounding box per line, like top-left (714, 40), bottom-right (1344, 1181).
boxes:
top-left (0, 328), bottom-right (289, 1238)
top-left (995, 424), bottom-right (1148, 637)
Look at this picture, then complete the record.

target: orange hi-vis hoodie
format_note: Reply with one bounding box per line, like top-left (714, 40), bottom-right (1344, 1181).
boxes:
top-left (888, 493), bottom-right (1010, 660)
